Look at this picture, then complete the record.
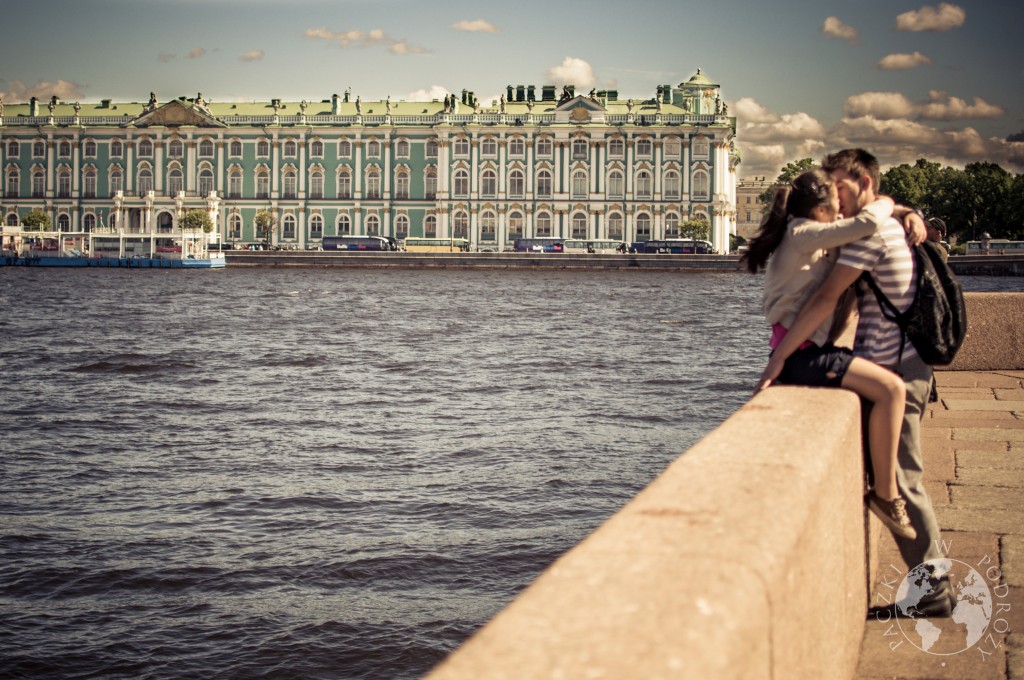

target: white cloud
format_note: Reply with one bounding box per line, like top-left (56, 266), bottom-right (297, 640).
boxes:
top-left (822, 16), bottom-right (860, 44)
top-left (918, 91), bottom-right (1004, 120)
top-left (304, 27), bottom-right (429, 54)
top-left (732, 97), bottom-right (778, 124)
top-left (878, 51), bottom-right (932, 70)
top-left (740, 111), bottom-right (826, 143)
top-left (896, 3), bottom-right (966, 31)
top-left (546, 57), bottom-right (596, 89)
top-left (843, 92), bottom-right (917, 119)
top-left (842, 90), bottom-right (1003, 121)
top-left (188, 47), bottom-right (207, 59)
top-left (1, 79), bottom-right (83, 102)
top-left (452, 19), bottom-right (498, 33)
top-left (406, 85), bottom-right (451, 102)
top-left (240, 50), bottom-right (265, 62)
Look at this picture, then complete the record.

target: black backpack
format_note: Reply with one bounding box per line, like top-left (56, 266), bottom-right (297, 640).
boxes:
top-left (859, 240), bottom-right (967, 366)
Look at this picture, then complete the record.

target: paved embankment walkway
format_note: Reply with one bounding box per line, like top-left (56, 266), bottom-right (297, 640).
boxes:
top-left (856, 369), bottom-right (1024, 679)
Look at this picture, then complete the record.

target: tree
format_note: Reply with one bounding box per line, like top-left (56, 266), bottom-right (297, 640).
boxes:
top-left (22, 209), bottom-right (52, 230)
top-left (179, 209), bottom-right (214, 233)
top-left (880, 159), bottom-right (941, 212)
top-left (254, 210), bottom-right (277, 245)
top-left (680, 218), bottom-right (711, 248)
top-left (758, 158), bottom-right (817, 206)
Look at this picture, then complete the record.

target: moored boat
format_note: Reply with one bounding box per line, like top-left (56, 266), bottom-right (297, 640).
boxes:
top-left (1, 228), bottom-right (225, 268)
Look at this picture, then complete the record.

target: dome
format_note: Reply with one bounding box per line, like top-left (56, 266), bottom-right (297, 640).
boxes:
top-left (686, 69), bottom-right (714, 86)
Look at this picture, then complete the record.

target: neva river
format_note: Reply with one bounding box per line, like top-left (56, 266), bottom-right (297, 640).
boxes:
top-left (0, 267), bottom-right (1018, 679)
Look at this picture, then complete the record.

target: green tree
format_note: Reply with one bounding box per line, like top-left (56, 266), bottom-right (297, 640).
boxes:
top-left (22, 209), bottom-right (52, 230)
top-left (254, 210), bottom-right (277, 246)
top-left (680, 218), bottom-right (711, 248)
top-left (880, 159), bottom-right (941, 211)
top-left (179, 209), bottom-right (214, 233)
top-left (758, 158), bottom-right (817, 206)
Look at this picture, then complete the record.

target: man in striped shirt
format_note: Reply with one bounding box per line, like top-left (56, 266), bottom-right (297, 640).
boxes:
top-left (758, 149), bottom-right (953, 617)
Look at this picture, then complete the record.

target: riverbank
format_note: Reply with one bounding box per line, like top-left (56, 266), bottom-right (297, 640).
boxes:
top-left (222, 251), bottom-right (1024, 275)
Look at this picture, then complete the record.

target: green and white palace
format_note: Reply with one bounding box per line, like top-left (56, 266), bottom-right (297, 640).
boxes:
top-left (0, 69), bottom-right (739, 251)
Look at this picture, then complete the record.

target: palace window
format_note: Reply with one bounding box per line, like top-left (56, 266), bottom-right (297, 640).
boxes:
top-left (572, 138), bottom-right (588, 160)
top-left (110, 140), bottom-right (123, 158)
top-left (394, 214), bottom-right (409, 240)
top-left (84, 140), bottom-right (97, 157)
top-left (480, 211), bottom-right (496, 242)
top-left (199, 139), bottom-right (214, 158)
top-left (394, 168), bottom-right (409, 200)
top-left (692, 170), bottom-right (710, 200)
top-left (395, 140), bottom-right (409, 158)
top-left (481, 137), bottom-right (497, 158)
top-left (481, 169), bottom-right (497, 198)
top-left (365, 168), bottom-right (380, 199)
top-left (309, 214), bottom-right (323, 239)
top-left (536, 169), bottom-right (552, 198)
top-left (6, 169), bottom-right (19, 198)
top-left (509, 137), bottom-right (525, 157)
top-left (33, 141), bottom-right (45, 157)
top-left (256, 169), bottom-right (270, 199)
top-left (608, 213), bottom-right (624, 240)
top-left (608, 170), bottom-right (624, 199)
top-left (229, 213), bottom-right (242, 239)
top-left (571, 212), bottom-right (587, 239)
top-left (282, 169), bottom-right (297, 199)
top-left (32, 170), bottom-right (45, 197)
top-left (168, 139), bottom-right (184, 158)
top-left (257, 140), bottom-right (270, 157)
top-left (282, 214), bottom-right (296, 239)
top-left (508, 211), bottom-right (524, 239)
top-left (338, 139), bottom-right (351, 157)
top-left (452, 211), bottom-right (468, 239)
top-left (283, 140), bottom-right (297, 157)
top-left (366, 214), bottom-right (380, 235)
top-left (367, 140), bottom-right (380, 158)
top-left (138, 139), bottom-right (153, 157)
top-left (198, 168), bottom-right (214, 197)
top-left (424, 215), bottom-right (437, 238)
top-left (109, 168), bottom-right (123, 196)
top-left (7, 213), bottom-right (18, 226)
top-left (664, 170), bottom-right (681, 200)
top-left (693, 137), bottom-right (710, 158)
top-left (310, 140), bottom-right (323, 157)
top-left (536, 137), bottom-right (552, 157)
top-left (454, 137), bottom-right (469, 157)
top-left (230, 140), bottom-right (243, 157)
top-left (636, 213), bottom-right (651, 240)
top-left (425, 168), bottom-right (437, 200)
top-left (338, 214), bottom-right (351, 235)
top-left (508, 169), bottom-right (524, 198)
top-left (608, 138), bottom-right (624, 158)
top-left (7, 140), bottom-right (18, 157)
top-left (58, 213), bottom-right (70, 230)
top-left (665, 139), bottom-right (681, 159)
top-left (337, 171), bottom-right (351, 199)
top-left (665, 213), bottom-right (680, 238)
top-left (535, 212), bottom-right (552, 237)
top-left (453, 169), bottom-right (469, 198)
top-left (228, 170), bottom-right (242, 199)
top-left (636, 138), bottom-right (652, 158)
top-left (167, 168), bottom-right (183, 197)
top-left (309, 170), bottom-right (324, 199)
top-left (426, 139), bottom-right (438, 158)
top-left (58, 141), bottom-right (72, 158)
top-left (84, 213), bottom-right (96, 232)
top-left (571, 170), bottom-right (588, 199)
top-left (137, 167), bottom-right (153, 197)
top-left (636, 170), bottom-right (652, 199)
top-left (57, 169), bottom-right (71, 197)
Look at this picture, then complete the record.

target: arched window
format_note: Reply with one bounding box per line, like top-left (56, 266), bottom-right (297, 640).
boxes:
top-left (365, 214), bottom-right (380, 235)
top-left (394, 168), bottom-right (409, 200)
top-left (572, 138), bottom-right (588, 160)
top-left (230, 140), bottom-right (243, 157)
top-left (394, 214), bottom-right (409, 239)
top-left (665, 213), bottom-right (680, 238)
top-left (535, 212), bottom-right (552, 237)
top-left (84, 140), bottom-right (97, 157)
top-left (664, 170), bottom-right (681, 200)
top-left (229, 213), bottom-right (242, 239)
top-left (58, 140), bottom-right (72, 158)
top-left (199, 139), bottom-right (214, 158)
top-left (665, 139), bottom-right (681, 159)
top-left (426, 139), bottom-right (438, 158)
top-left (32, 141), bottom-right (45, 157)
top-left (481, 138), bottom-right (497, 157)
top-left (228, 168), bottom-right (243, 199)
top-left (110, 140), bottom-right (123, 157)
top-left (509, 137), bottom-right (525, 157)
top-left (424, 215), bottom-right (437, 238)
top-left (309, 169), bottom-right (324, 199)
top-left (636, 138), bottom-right (652, 158)
top-left (6, 140), bottom-right (18, 156)
top-left (636, 213), bottom-right (652, 240)
top-left (256, 168), bottom-right (270, 199)
top-left (282, 214), bottom-right (296, 239)
top-left (6, 168), bottom-right (20, 198)
top-left (425, 167), bottom-right (437, 200)
top-left (608, 138), bottom-right (624, 158)
top-left (452, 211), bottom-right (468, 238)
top-left (84, 213), bottom-right (96, 232)
top-left (692, 170), bottom-right (710, 200)
top-left (58, 213), bottom-right (70, 230)
top-left (536, 137), bottom-right (553, 157)
top-left (7, 213), bottom-right (19, 226)
top-left (636, 169), bottom-right (652, 199)
top-left (508, 211), bottom-right (524, 239)
top-left (608, 169), bottom-right (624, 199)
top-left (365, 168), bottom-right (380, 199)
top-left (32, 169), bottom-right (45, 197)
top-left (109, 167), bottom-right (123, 196)
top-left (309, 214), bottom-right (324, 239)
top-left (310, 140), bottom-right (324, 157)
top-left (536, 169), bottom-right (552, 198)
top-left (257, 140), bottom-right (270, 157)
top-left (367, 140), bottom-right (380, 158)
top-left (480, 211), bottom-right (497, 242)
top-left (693, 137), bottom-right (710, 158)
top-left (167, 168), bottom-right (183, 197)
top-left (571, 169), bottom-right (588, 199)
top-left (571, 212), bottom-right (588, 239)
top-left (137, 167), bottom-right (153, 197)
top-left (138, 139), bottom-right (153, 157)
top-left (57, 168), bottom-right (71, 197)
top-left (338, 213), bottom-right (351, 235)
top-left (338, 139), bottom-right (352, 157)
top-left (283, 140), bottom-right (297, 157)
top-left (198, 168), bottom-right (214, 197)
top-left (396, 140), bottom-right (409, 157)
top-left (453, 169), bottom-right (469, 197)
top-left (481, 169), bottom-right (497, 198)
top-left (282, 169), bottom-right (297, 199)
top-left (508, 169), bottom-right (524, 198)
top-left (454, 137), bottom-right (469, 157)
top-left (337, 170), bottom-right (351, 199)
top-left (168, 139), bottom-right (184, 158)
top-left (608, 213), bottom-right (624, 240)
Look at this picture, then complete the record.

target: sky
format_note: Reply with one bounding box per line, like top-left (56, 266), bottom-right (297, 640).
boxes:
top-left (2, 0), bottom-right (1022, 179)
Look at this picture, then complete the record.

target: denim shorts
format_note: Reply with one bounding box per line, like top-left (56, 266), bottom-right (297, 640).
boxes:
top-left (776, 343), bottom-right (854, 388)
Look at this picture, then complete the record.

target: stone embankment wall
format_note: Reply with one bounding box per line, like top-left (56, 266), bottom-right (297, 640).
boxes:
top-left (425, 292), bottom-right (1024, 680)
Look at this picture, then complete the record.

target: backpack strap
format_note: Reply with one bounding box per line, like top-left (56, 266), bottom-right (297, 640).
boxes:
top-left (859, 269), bottom-right (909, 368)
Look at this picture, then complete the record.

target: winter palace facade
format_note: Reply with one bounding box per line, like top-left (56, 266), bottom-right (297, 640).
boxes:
top-left (0, 70), bottom-right (739, 251)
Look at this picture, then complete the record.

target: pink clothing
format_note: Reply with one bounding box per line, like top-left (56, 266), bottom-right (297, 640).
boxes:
top-left (769, 323), bottom-right (814, 351)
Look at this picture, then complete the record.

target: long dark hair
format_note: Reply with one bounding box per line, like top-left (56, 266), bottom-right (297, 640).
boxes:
top-left (742, 168), bottom-right (834, 273)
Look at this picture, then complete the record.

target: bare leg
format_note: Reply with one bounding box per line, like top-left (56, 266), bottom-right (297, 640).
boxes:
top-left (840, 357), bottom-right (906, 500)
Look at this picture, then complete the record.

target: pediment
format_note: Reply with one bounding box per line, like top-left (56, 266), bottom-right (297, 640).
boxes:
top-left (129, 100), bottom-right (227, 128)
top-left (554, 95), bottom-right (607, 114)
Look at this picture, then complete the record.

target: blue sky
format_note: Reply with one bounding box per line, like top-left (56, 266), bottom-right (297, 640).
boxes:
top-left (2, 0), bottom-right (1021, 179)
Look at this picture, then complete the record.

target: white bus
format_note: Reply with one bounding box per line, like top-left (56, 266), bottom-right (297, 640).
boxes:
top-left (562, 239), bottom-right (629, 254)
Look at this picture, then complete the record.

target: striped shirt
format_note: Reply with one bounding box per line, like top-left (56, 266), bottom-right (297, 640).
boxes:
top-left (836, 215), bottom-right (917, 367)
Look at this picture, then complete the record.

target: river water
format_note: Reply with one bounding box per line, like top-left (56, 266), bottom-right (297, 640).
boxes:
top-left (0, 267), bottom-right (1018, 679)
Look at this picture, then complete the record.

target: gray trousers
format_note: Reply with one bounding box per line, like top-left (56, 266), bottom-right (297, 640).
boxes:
top-left (893, 352), bottom-right (943, 568)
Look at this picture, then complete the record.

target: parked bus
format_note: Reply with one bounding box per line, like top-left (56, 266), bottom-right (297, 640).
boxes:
top-left (513, 237), bottom-right (564, 253)
top-left (562, 239), bottom-right (629, 254)
top-left (403, 237), bottom-right (471, 253)
top-left (322, 235), bottom-right (398, 251)
top-left (632, 239), bottom-right (715, 254)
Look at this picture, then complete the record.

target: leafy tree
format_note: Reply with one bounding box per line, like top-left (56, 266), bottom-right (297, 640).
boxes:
top-left (680, 218), bottom-right (711, 244)
top-left (758, 158), bottom-right (817, 206)
top-left (879, 159), bottom-right (941, 211)
top-left (22, 209), bottom-right (52, 230)
top-left (179, 209), bottom-right (214, 233)
top-left (254, 210), bottom-right (277, 245)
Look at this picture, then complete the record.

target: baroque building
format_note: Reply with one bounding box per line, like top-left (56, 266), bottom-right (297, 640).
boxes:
top-left (0, 70), bottom-right (739, 251)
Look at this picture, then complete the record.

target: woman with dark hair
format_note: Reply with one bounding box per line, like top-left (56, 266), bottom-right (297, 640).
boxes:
top-left (743, 168), bottom-right (916, 539)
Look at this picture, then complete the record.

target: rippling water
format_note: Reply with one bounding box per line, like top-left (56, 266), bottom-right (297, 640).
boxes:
top-left (0, 267), bottom-right (1017, 679)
